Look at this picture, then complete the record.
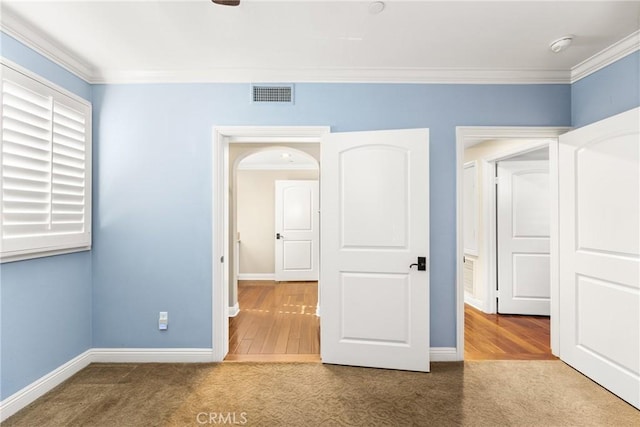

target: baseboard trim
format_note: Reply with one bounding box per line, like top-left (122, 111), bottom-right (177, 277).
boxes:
top-left (237, 273), bottom-right (275, 281)
top-left (0, 349), bottom-right (93, 422)
top-left (90, 348), bottom-right (214, 363)
top-left (229, 303), bottom-right (240, 317)
top-left (430, 347), bottom-right (460, 362)
top-left (464, 294), bottom-right (485, 312)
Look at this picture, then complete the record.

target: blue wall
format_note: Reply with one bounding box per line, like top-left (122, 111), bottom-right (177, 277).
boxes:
top-left (91, 83), bottom-right (571, 349)
top-left (572, 51), bottom-right (640, 127)
top-left (0, 33), bottom-right (92, 399)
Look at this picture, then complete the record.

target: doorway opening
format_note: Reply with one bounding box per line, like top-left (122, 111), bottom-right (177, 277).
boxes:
top-left (227, 146), bottom-right (320, 361)
top-left (456, 127), bottom-right (569, 361)
top-left (212, 126), bottom-right (329, 362)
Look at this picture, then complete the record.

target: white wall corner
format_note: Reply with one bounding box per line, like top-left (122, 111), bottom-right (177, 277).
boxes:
top-left (0, 350), bottom-right (93, 423)
top-left (430, 347), bottom-right (461, 362)
top-left (229, 302), bottom-right (240, 317)
top-left (571, 30), bottom-right (640, 83)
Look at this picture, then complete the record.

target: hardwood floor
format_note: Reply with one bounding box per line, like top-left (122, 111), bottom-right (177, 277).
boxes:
top-left (226, 280), bottom-right (320, 361)
top-left (228, 283), bottom-right (552, 362)
top-left (464, 304), bottom-right (556, 360)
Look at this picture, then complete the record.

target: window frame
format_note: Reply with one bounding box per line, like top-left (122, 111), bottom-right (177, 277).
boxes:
top-left (0, 59), bottom-right (92, 263)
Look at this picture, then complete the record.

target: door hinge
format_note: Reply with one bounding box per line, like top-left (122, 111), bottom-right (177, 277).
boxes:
top-left (494, 177), bottom-right (500, 185)
top-left (220, 256), bottom-right (224, 263)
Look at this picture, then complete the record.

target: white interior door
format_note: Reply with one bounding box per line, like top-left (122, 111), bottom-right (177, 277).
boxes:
top-left (559, 107), bottom-right (639, 409)
top-left (497, 160), bottom-right (550, 315)
top-left (321, 128), bottom-right (430, 371)
top-left (275, 180), bottom-right (319, 281)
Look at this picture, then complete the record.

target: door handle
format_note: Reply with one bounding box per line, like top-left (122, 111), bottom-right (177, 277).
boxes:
top-left (409, 257), bottom-right (427, 271)
top-left (276, 233), bottom-right (284, 240)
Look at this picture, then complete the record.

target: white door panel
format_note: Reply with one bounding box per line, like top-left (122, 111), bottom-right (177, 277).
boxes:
top-left (321, 128), bottom-right (430, 372)
top-left (497, 160), bottom-right (551, 315)
top-left (559, 107), bottom-right (639, 409)
top-left (275, 180), bottom-right (319, 281)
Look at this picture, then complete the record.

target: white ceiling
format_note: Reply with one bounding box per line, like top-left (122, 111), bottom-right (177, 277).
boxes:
top-left (1, 0), bottom-right (639, 83)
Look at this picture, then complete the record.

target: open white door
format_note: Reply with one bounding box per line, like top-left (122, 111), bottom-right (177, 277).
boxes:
top-left (497, 160), bottom-right (550, 315)
top-left (559, 107), bottom-right (639, 408)
top-left (275, 180), bottom-right (319, 281)
top-left (321, 128), bottom-right (430, 371)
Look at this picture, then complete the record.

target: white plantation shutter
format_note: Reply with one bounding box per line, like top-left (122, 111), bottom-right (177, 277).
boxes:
top-left (1, 63), bottom-right (91, 262)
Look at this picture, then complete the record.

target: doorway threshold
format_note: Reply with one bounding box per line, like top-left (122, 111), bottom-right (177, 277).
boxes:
top-left (224, 354), bottom-right (321, 363)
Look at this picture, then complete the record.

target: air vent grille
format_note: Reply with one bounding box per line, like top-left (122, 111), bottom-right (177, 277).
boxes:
top-left (251, 84), bottom-right (293, 103)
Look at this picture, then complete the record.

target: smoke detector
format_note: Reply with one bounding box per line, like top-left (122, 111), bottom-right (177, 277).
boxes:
top-left (549, 36), bottom-right (573, 53)
top-left (369, 2), bottom-right (385, 14)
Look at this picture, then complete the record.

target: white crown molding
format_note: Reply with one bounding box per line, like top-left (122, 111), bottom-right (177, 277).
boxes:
top-left (1, 3), bottom-right (634, 86)
top-left (91, 67), bottom-right (571, 85)
top-left (0, 6), bottom-right (94, 82)
top-left (571, 30), bottom-right (640, 83)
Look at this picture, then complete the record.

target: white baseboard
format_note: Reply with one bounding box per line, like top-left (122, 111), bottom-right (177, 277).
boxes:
top-left (0, 349), bottom-right (93, 422)
top-left (430, 347), bottom-right (460, 362)
top-left (229, 303), bottom-right (240, 317)
top-left (464, 293), bottom-right (485, 312)
top-left (237, 273), bottom-right (275, 281)
top-left (90, 348), bottom-right (214, 363)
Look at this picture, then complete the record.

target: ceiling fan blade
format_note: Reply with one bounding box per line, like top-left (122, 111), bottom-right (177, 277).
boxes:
top-left (212, 0), bottom-right (240, 5)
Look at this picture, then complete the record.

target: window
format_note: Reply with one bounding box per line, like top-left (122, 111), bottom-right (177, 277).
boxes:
top-left (1, 62), bottom-right (91, 263)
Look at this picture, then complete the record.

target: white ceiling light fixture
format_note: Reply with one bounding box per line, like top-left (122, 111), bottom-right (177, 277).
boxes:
top-left (549, 35), bottom-right (574, 53)
top-left (369, 1), bottom-right (385, 15)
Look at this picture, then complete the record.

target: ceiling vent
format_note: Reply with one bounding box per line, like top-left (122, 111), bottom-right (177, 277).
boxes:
top-left (251, 84), bottom-right (294, 104)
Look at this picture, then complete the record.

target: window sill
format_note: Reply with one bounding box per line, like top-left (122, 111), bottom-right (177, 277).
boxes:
top-left (1, 246), bottom-right (91, 264)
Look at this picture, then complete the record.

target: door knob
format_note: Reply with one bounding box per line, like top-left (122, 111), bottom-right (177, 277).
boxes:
top-left (276, 233), bottom-right (284, 240)
top-left (409, 257), bottom-right (427, 271)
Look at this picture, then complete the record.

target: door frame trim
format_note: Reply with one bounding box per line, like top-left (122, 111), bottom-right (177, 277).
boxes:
top-left (455, 126), bottom-right (570, 361)
top-left (212, 126), bottom-right (330, 362)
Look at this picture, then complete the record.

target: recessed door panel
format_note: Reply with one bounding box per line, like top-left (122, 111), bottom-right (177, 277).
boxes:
top-left (512, 253), bottom-right (550, 299)
top-left (283, 186), bottom-right (313, 231)
top-left (340, 273), bottom-right (409, 344)
top-left (512, 171), bottom-right (550, 237)
top-left (282, 240), bottom-right (312, 270)
top-left (341, 147), bottom-right (408, 249)
top-left (576, 275), bottom-right (640, 376)
top-left (577, 135), bottom-right (640, 256)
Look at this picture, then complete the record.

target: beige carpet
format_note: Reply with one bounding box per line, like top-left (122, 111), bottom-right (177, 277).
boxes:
top-left (3, 361), bottom-right (638, 426)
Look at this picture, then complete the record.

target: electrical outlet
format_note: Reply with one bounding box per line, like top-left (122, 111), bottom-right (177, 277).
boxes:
top-left (159, 311), bottom-right (168, 331)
